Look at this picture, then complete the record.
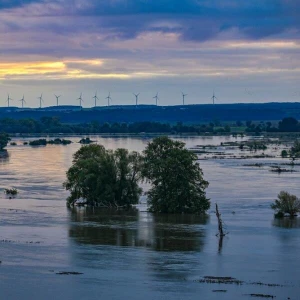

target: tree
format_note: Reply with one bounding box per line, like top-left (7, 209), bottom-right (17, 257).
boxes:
top-left (0, 133), bottom-right (10, 150)
top-left (142, 136), bottom-right (210, 214)
top-left (278, 117), bottom-right (299, 132)
top-left (290, 140), bottom-right (300, 158)
top-left (64, 144), bottom-right (143, 207)
top-left (281, 150), bottom-right (288, 158)
top-left (246, 120), bottom-right (252, 127)
top-left (271, 191), bottom-right (300, 218)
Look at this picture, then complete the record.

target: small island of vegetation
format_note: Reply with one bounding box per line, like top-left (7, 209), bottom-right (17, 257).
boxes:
top-left (29, 138), bottom-right (72, 146)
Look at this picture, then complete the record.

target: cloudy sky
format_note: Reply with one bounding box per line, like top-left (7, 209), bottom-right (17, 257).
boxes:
top-left (0, 0), bottom-right (299, 107)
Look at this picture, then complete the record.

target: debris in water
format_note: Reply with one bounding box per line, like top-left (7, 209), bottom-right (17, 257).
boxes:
top-left (247, 294), bottom-right (275, 298)
top-left (197, 276), bottom-right (243, 285)
top-left (56, 271), bottom-right (83, 275)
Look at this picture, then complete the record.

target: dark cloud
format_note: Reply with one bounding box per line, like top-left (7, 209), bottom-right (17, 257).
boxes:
top-left (0, 0), bottom-right (42, 9)
top-left (1, 0), bottom-right (300, 44)
top-left (56, 0), bottom-right (300, 40)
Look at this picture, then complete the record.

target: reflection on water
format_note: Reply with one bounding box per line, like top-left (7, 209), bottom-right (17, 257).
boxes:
top-left (273, 217), bottom-right (300, 228)
top-left (69, 208), bottom-right (208, 252)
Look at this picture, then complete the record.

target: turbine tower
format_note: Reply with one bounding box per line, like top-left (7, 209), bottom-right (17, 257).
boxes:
top-left (211, 91), bottom-right (217, 104)
top-left (19, 95), bottom-right (26, 108)
top-left (182, 92), bottom-right (187, 105)
top-left (38, 94), bottom-right (43, 108)
top-left (153, 92), bottom-right (159, 106)
top-left (6, 94), bottom-right (13, 107)
top-left (77, 93), bottom-right (83, 108)
top-left (55, 94), bottom-right (61, 106)
top-left (133, 93), bottom-right (140, 107)
top-left (106, 92), bottom-right (112, 106)
top-left (93, 91), bottom-right (99, 107)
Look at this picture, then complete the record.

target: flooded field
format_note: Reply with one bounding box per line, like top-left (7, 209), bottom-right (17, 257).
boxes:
top-left (0, 135), bottom-right (300, 299)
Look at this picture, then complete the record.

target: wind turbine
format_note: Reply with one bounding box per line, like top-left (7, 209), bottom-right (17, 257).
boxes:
top-left (38, 94), bottom-right (43, 108)
top-left (55, 94), bottom-right (61, 106)
top-left (6, 94), bottom-right (13, 107)
top-left (182, 92), bottom-right (187, 105)
top-left (106, 92), bottom-right (112, 106)
top-left (153, 92), bottom-right (159, 106)
top-left (211, 91), bottom-right (217, 104)
top-left (77, 93), bottom-right (83, 108)
top-left (133, 93), bottom-right (140, 107)
top-left (93, 91), bottom-right (99, 107)
top-left (19, 95), bottom-right (26, 108)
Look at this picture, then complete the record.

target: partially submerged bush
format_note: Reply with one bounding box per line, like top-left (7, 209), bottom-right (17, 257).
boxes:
top-left (0, 132), bottom-right (10, 150)
top-left (291, 140), bottom-right (300, 158)
top-left (4, 188), bottom-right (18, 196)
top-left (47, 138), bottom-right (72, 145)
top-left (271, 191), bottom-right (300, 218)
top-left (28, 138), bottom-right (72, 146)
top-left (281, 150), bottom-right (288, 158)
top-left (29, 139), bottom-right (47, 146)
top-left (79, 137), bottom-right (94, 144)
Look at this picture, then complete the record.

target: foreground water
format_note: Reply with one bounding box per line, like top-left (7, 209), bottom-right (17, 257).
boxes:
top-left (0, 136), bottom-right (299, 300)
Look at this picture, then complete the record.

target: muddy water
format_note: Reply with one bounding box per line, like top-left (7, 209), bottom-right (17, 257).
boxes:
top-left (0, 136), bottom-right (299, 299)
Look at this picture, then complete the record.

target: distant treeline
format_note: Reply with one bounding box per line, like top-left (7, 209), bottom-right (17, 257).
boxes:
top-left (0, 116), bottom-right (298, 134)
top-left (0, 117), bottom-right (229, 134)
top-left (244, 117), bottom-right (300, 133)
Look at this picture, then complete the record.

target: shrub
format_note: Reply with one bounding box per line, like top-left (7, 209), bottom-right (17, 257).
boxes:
top-left (4, 188), bottom-right (18, 196)
top-left (79, 137), bottom-right (94, 144)
top-left (0, 133), bottom-right (10, 150)
top-left (281, 150), bottom-right (288, 158)
top-left (271, 191), bottom-right (300, 217)
top-left (290, 140), bottom-right (300, 158)
top-left (48, 138), bottom-right (72, 145)
top-left (29, 139), bottom-right (47, 146)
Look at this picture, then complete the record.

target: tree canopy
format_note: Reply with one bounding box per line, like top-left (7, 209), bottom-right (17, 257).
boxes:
top-left (290, 140), bottom-right (300, 158)
top-left (64, 138), bottom-right (210, 214)
top-left (142, 136), bottom-right (210, 214)
top-left (64, 144), bottom-right (143, 208)
top-left (0, 132), bottom-right (10, 150)
top-left (278, 117), bottom-right (299, 132)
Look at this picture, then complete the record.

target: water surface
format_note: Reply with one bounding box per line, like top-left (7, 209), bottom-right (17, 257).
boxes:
top-left (0, 136), bottom-right (299, 299)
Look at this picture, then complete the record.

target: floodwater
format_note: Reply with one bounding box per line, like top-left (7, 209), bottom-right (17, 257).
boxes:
top-left (0, 136), bottom-right (300, 300)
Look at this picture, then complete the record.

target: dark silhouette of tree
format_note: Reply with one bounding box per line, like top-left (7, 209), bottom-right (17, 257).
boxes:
top-left (143, 136), bottom-right (210, 214)
top-left (64, 145), bottom-right (143, 207)
top-left (278, 117), bottom-right (299, 132)
top-left (0, 132), bottom-right (10, 150)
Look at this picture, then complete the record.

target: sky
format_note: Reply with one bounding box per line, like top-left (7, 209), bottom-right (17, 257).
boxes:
top-left (0, 0), bottom-right (300, 107)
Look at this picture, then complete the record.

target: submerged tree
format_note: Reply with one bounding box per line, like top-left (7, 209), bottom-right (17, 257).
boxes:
top-left (143, 136), bottom-right (210, 214)
top-left (271, 191), bottom-right (300, 218)
top-left (64, 144), bottom-right (143, 207)
top-left (0, 132), bottom-right (10, 151)
top-left (290, 140), bottom-right (300, 158)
